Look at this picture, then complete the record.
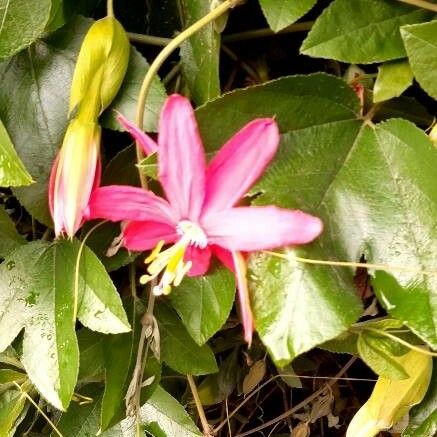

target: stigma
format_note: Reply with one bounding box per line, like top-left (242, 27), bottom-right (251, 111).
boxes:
top-left (140, 221), bottom-right (208, 295)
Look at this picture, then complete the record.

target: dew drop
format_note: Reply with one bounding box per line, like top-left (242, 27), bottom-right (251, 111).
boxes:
top-left (6, 260), bottom-right (15, 270)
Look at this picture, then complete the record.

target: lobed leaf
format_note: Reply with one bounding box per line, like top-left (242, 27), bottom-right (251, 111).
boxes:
top-left (300, 0), bottom-right (433, 63)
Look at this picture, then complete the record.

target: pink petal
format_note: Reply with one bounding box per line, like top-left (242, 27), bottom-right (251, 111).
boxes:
top-left (48, 153), bottom-right (59, 229)
top-left (123, 221), bottom-right (178, 251)
top-left (232, 251), bottom-right (254, 345)
top-left (210, 245), bottom-right (235, 272)
top-left (117, 112), bottom-right (158, 155)
top-left (185, 245), bottom-right (212, 276)
top-left (203, 206), bottom-right (323, 251)
top-left (158, 95), bottom-right (206, 221)
top-left (85, 185), bottom-right (176, 225)
top-left (50, 120), bottom-right (101, 237)
top-left (203, 119), bottom-right (279, 214)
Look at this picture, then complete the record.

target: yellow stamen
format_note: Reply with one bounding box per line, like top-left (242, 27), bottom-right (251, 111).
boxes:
top-left (145, 240), bottom-right (165, 263)
top-left (140, 221), bottom-right (209, 295)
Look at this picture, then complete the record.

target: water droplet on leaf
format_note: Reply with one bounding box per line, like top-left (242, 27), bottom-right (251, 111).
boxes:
top-left (6, 260), bottom-right (15, 270)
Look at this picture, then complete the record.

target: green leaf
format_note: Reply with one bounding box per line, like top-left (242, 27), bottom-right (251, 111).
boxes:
top-left (54, 386), bottom-right (124, 437)
top-left (374, 96), bottom-right (433, 127)
top-left (320, 331), bottom-right (359, 355)
top-left (196, 73), bottom-right (360, 152)
top-left (179, 0), bottom-right (221, 104)
top-left (256, 117), bottom-right (437, 352)
top-left (0, 387), bottom-right (26, 436)
top-left (259, 0), bottom-right (317, 32)
top-left (0, 240), bottom-right (129, 410)
top-left (401, 20), bottom-right (437, 100)
top-left (84, 221), bottom-right (137, 272)
top-left (372, 272), bottom-right (437, 351)
top-left (122, 386), bottom-right (202, 437)
top-left (0, 206), bottom-right (25, 258)
top-left (156, 302), bottom-right (218, 375)
top-left (0, 119), bottom-right (33, 187)
top-left (0, 0), bottom-right (52, 60)
top-left (300, 0), bottom-right (432, 63)
top-left (0, 369), bottom-right (26, 385)
top-left (101, 299), bottom-right (160, 431)
top-left (403, 360), bottom-right (437, 437)
top-left (169, 266), bottom-right (235, 345)
top-left (0, 17), bottom-right (164, 225)
top-left (248, 248), bottom-right (361, 366)
top-left (198, 349), bottom-right (239, 405)
top-left (357, 332), bottom-right (409, 380)
top-left (77, 329), bottom-right (105, 384)
top-left (373, 60), bottom-right (414, 102)
top-left (47, 0), bottom-right (101, 31)
top-left (102, 144), bottom-right (141, 187)
top-left (71, 241), bottom-right (130, 335)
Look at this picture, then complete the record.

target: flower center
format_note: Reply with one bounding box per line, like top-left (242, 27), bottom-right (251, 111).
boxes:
top-left (176, 220), bottom-right (208, 248)
top-left (139, 220), bottom-right (207, 296)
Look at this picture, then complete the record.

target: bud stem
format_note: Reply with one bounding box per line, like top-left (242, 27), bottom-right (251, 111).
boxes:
top-left (107, 0), bottom-right (114, 17)
top-left (134, 0), bottom-right (242, 189)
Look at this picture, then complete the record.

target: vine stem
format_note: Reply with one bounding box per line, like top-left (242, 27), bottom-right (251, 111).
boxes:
top-left (263, 251), bottom-right (437, 276)
top-left (222, 21), bottom-right (313, 42)
top-left (187, 375), bottom-right (213, 437)
top-left (396, 0), bottom-right (437, 12)
top-left (134, 0), bottom-right (242, 188)
top-left (360, 327), bottom-right (437, 357)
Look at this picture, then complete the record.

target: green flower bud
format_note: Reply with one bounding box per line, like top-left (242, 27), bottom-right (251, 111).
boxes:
top-left (69, 16), bottom-right (130, 120)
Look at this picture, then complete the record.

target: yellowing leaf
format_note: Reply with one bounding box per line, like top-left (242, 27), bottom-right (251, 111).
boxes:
top-left (346, 350), bottom-right (433, 437)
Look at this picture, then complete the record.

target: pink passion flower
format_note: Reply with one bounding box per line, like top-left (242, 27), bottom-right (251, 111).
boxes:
top-left (85, 94), bottom-right (323, 343)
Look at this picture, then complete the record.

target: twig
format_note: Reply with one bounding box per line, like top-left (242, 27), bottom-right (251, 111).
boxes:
top-left (233, 357), bottom-right (357, 437)
top-left (187, 375), bottom-right (214, 436)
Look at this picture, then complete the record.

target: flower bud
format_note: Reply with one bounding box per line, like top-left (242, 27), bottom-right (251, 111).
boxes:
top-left (49, 119), bottom-right (101, 237)
top-left (346, 349), bottom-right (432, 437)
top-left (69, 16), bottom-right (130, 120)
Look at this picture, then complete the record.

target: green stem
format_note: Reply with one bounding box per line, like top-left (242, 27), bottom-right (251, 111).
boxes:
top-left (107, 0), bottom-right (114, 17)
top-left (127, 33), bottom-right (171, 46)
top-left (395, 0), bottom-right (437, 12)
top-left (222, 21), bottom-right (313, 43)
